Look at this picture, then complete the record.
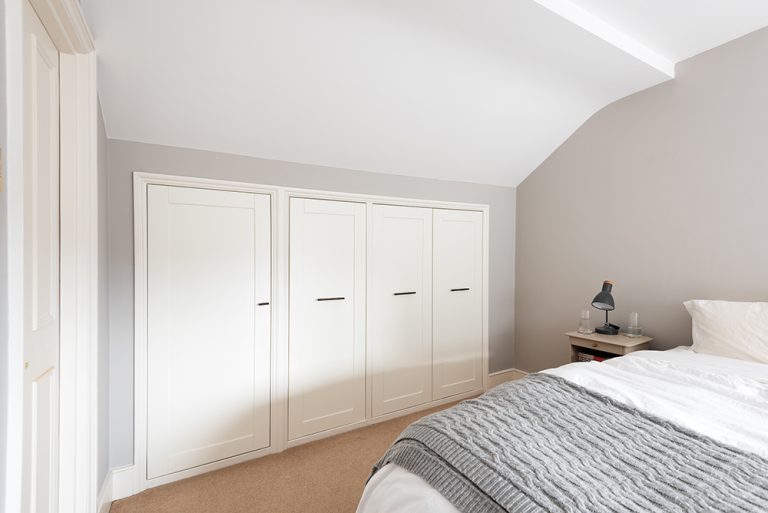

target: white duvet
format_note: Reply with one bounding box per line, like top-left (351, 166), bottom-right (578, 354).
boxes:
top-left (356, 347), bottom-right (768, 513)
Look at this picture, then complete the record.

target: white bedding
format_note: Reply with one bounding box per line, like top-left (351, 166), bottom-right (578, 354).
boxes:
top-left (356, 347), bottom-right (768, 513)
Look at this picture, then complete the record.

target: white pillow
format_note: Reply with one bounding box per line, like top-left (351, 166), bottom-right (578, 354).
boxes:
top-left (684, 300), bottom-right (768, 364)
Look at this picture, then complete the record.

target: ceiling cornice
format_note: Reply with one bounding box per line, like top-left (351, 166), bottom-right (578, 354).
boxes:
top-left (533, 0), bottom-right (675, 77)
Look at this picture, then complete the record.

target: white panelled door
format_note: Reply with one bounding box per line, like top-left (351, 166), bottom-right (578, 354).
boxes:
top-left (22, 2), bottom-right (61, 512)
top-left (433, 209), bottom-right (484, 399)
top-left (369, 205), bottom-right (432, 416)
top-left (146, 185), bottom-right (271, 479)
top-left (288, 198), bottom-right (366, 439)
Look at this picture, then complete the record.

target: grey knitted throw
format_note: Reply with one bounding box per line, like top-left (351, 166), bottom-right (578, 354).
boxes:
top-left (372, 373), bottom-right (768, 513)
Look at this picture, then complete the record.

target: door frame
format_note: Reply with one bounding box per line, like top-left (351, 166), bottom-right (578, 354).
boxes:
top-left (4, 1), bottom-right (99, 512)
top-left (129, 172), bottom-right (490, 496)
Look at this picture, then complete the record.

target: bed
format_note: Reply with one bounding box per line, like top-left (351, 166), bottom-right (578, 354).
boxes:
top-left (357, 346), bottom-right (768, 513)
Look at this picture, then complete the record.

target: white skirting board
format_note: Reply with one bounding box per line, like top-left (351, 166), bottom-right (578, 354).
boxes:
top-left (96, 471), bottom-right (112, 513)
top-left (487, 368), bottom-right (528, 389)
top-left (98, 465), bottom-right (138, 508)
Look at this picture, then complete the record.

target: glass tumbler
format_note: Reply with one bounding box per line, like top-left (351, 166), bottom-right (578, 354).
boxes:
top-left (625, 312), bottom-right (642, 337)
top-left (578, 310), bottom-right (593, 334)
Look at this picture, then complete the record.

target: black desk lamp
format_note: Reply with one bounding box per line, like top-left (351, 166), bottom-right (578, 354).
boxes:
top-left (592, 280), bottom-right (620, 335)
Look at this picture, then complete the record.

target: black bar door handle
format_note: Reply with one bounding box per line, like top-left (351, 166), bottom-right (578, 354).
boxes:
top-left (393, 291), bottom-right (417, 296)
top-left (257, 302), bottom-right (270, 306)
top-left (317, 297), bottom-right (345, 301)
top-left (450, 288), bottom-right (470, 292)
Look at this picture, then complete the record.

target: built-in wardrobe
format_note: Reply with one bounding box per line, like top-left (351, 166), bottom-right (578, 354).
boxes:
top-left (135, 174), bottom-right (488, 490)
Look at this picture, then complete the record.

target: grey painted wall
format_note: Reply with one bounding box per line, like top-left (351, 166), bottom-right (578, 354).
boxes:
top-left (515, 27), bottom-right (768, 372)
top-left (107, 140), bottom-right (516, 467)
top-left (0, 0), bottom-right (8, 505)
top-left (97, 103), bottom-right (110, 488)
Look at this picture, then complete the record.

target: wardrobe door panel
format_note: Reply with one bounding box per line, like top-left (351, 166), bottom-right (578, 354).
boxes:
top-left (433, 209), bottom-right (483, 399)
top-left (369, 205), bottom-right (432, 416)
top-left (147, 185), bottom-right (271, 479)
top-left (288, 198), bottom-right (366, 439)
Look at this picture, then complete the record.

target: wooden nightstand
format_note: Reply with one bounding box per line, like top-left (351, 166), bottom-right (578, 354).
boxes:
top-left (566, 331), bottom-right (653, 363)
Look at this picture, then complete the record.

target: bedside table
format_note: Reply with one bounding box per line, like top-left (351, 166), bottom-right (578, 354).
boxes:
top-left (566, 331), bottom-right (653, 363)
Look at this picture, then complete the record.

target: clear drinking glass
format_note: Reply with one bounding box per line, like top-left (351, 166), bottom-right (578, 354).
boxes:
top-left (625, 312), bottom-right (642, 337)
top-left (578, 310), bottom-right (593, 334)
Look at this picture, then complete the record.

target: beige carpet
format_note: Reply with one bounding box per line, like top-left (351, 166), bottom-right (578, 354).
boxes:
top-left (110, 401), bottom-right (460, 513)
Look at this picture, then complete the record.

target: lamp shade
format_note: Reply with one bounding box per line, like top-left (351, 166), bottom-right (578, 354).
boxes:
top-left (591, 281), bottom-right (615, 311)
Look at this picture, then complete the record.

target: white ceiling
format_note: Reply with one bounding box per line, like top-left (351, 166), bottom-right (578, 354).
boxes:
top-left (82, 1), bottom-right (768, 186)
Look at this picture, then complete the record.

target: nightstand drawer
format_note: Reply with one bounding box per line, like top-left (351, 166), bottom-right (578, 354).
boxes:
top-left (570, 338), bottom-right (625, 355)
top-left (566, 331), bottom-right (653, 363)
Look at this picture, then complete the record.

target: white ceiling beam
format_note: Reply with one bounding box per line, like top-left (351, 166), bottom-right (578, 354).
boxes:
top-left (533, 0), bottom-right (676, 77)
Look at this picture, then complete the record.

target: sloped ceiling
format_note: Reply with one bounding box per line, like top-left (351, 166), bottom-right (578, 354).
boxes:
top-left (82, 0), bottom-right (768, 186)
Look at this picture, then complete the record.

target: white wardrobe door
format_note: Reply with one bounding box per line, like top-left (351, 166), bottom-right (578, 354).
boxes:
top-left (369, 205), bottom-right (432, 416)
top-left (147, 185), bottom-right (271, 479)
top-left (433, 209), bottom-right (484, 399)
top-left (289, 198), bottom-right (366, 439)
